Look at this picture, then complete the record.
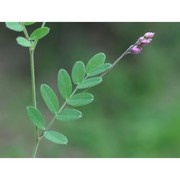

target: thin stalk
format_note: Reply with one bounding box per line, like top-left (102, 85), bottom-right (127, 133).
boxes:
top-left (32, 138), bottom-right (42, 158)
top-left (22, 23), bottom-right (40, 157)
top-left (29, 50), bottom-right (37, 107)
top-left (100, 47), bottom-right (131, 78)
top-left (46, 87), bottom-right (79, 130)
top-left (22, 22), bottom-right (47, 157)
top-left (29, 49), bottom-right (39, 158)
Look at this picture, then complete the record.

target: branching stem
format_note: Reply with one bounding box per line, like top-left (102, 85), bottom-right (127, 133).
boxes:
top-left (23, 22), bottom-right (133, 157)
top-left (22, 22), bottom-right (46, 158)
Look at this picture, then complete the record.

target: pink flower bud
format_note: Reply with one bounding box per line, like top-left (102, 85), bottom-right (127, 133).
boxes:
top-left (139, 38), bottom-right (152, 46)
top-left (138, 37), bottom-right (144, 41)
top-left (144, 32), bottom-right (155, 39)
top-left (130, 46), bottom-right (142, 54)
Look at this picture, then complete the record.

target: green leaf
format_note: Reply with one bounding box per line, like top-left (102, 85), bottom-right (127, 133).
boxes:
top-left (40, 84), bottom-right (59, 114)
top-left (16, 36), bottom-right (32, 47)
top-left (44, 131), bottom-right (68, 144)
top-left (67, 92), bottom-right (94, 106)
top-left (71, 61), bottom-right (85, 85)
top-left (56, 109), bottom-right (82, 121)
top-left (58, 69), bottom-right (72, 99)
top-left (86, 53), bottom-right (106, 75)
top-left (26, 106), bottom-right (46, 130)
top-left (23, 22), bottom-right (36, 26)
top-left (30, 27), bottom-right (50, 40)
top-left (87, 63), bottom-right (112, 77)
top-left (77, 77), bottom-right (102, 89)
top-left (5, 22), bottom-right (23, 32)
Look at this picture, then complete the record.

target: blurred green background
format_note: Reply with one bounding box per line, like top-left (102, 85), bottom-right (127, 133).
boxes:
top-left (1, 22), bottom-right (180, 158)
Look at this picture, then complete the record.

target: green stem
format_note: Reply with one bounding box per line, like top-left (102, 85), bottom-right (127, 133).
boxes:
top-left (32, 138), bottom-right (41, 158)
top-left (46, 87), bottom-right (79, 131)
top-left (22, 22), bottom-right (47, 157)
top-left (22, 22), bottom-right (39, 158)
top-left (29, 50), bottom-right (37, 107)
top-left (100, 48), bottom-right (131, 78)
top-left (29, 49), bottom-right (39, 158)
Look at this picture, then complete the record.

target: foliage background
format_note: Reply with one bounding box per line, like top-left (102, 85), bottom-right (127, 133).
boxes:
top-left (0, 22), bottom-right (180, 157)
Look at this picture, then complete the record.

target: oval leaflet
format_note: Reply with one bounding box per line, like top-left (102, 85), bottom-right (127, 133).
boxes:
top-left (44, 131), bottom-right (68, 144)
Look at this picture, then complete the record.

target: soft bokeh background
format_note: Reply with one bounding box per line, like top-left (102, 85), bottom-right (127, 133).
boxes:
top-left (0, 22), bottom-right (180, 157)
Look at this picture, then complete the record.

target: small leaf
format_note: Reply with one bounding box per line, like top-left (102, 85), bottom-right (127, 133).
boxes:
top-left (58, 69), bottom-right (72, 99)
top-left (40, 84), bottom-right (59, 114)
top-left (5, 22), bottom-right (23, 32)
top-left (44, 131), bottom-right (68, 144)
top-left (16, 36), bottom-right (32, 47)
top-left (86, 53), bottom-right (106, 75)
top-left (23, 22), bottom-right (36, 26)
top-left (71, 61), bottom-right (85, 85)
top-left (87, 63), bottom-right (112, 77)
top-left (26, 106), bottom-right (46, 130)
top-left (30, 27), bottom-right (50, 40)
top-left (67, 92), bottom-right (94, 106)
top-left (56, 109), bottom-right (82, 121)
top-left (77, 77), bottom-right (102, 89)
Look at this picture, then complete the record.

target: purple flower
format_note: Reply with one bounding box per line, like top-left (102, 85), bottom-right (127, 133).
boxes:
top-left (129, 32), bottom-right (155, 55)
top-left (144, 32), bottom-right (155, 39)
top-left (139, 38), bottom-right (152, 46)
top-left (130, 46), bottom-right (142, 54)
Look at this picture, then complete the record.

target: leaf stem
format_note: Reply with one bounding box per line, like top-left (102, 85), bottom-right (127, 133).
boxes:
top-left (29, 49), bottom-right (37, 108)
top-left (29, 49), bottom-right (40, 158)
top-left (21, 23), bottom-right (30, 40)
top-left (22, 22), bottom-right (40, 158)
top-left (32, 138), bottom-right (42, 158)
top-left (45, 86), bottom-right (79, 130)
top-left (100, 47), bottom-right (131, 78)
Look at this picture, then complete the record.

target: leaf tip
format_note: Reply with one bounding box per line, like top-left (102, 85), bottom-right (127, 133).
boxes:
top-left (40, 84), bottom-right (46, 89)
top-left (64, 137), bottom-right (68, 144)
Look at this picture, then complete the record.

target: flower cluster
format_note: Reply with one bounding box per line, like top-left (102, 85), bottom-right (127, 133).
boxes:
top-left (130, 32), bottom-right (155, 55)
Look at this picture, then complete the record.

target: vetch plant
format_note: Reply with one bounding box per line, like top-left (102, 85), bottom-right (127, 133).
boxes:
top-left (5, 22), bottom-right (155, 157)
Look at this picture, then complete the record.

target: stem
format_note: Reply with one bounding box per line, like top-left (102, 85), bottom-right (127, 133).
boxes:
top-left (29, 49), bottom-right (39, 158)
top-left (22, 23), bottom-right (39, 158)
top-left (22, 25), bottom-right (30, 40)
top-left (32, 138), bottom-right (41, 158)
top-left (29, 50), bottom-right (37, 107)
top-left (46, 87), bottom-right (79, 131)
top-left (100, 47), bottom-right (131, 78)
